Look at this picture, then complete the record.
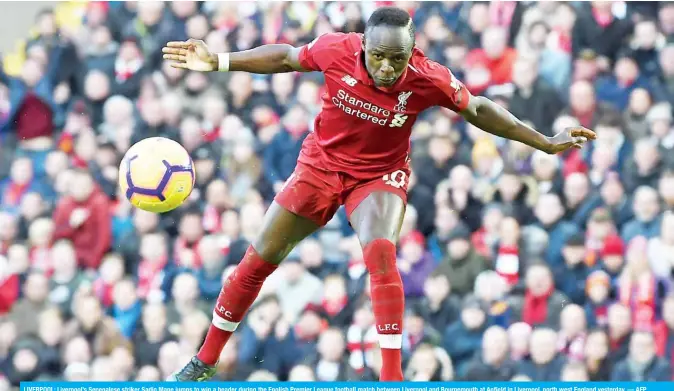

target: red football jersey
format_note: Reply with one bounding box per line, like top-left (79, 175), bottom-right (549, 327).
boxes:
top-left (297, 32), bottom-right (469, 179)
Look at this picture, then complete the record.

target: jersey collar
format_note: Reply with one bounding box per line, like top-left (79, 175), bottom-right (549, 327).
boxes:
top-left (354, 46), bottom-right (409, 93)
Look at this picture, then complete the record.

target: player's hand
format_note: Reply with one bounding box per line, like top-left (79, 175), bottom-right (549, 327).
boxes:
top-left (546, 126), bottom-right (597, 154)
top-left (162, 39), bottom-right (218, 72)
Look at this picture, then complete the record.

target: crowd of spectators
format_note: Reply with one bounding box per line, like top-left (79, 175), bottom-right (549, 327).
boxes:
top-left (2, 0), bottom-right (674, 386)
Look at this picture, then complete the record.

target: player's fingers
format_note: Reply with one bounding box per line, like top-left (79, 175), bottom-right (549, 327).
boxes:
top-left (571, 136), bottom-right (588, 145)
top-left (166, 41), bottom-right (190, 48)
top-left (586, 129), bottom-right (598, 139)
top-left (170, 63), bottom-right (189, 70)
top-left (578, 128), bottom-right (597, 139)
top-left (570, 127), bottom-right (597, 140)
top-left (163, 54), bottom-right (186, 62)
top-left (162, 47), bottom-right (187, 55)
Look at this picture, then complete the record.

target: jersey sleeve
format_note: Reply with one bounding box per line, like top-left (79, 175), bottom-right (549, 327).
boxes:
top-left (298, 33), bottom-right (351, 72)
top-left (423, 59), bottom-right (471, 112)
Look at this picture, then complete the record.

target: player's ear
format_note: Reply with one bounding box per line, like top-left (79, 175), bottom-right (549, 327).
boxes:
top-left (361, 35), bottom-right (366, 52)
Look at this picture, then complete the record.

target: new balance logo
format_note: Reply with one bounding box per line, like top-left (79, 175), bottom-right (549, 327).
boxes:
top-left (450, 75), bottom-right (461, 94)
top-left (389, 113), bottom-right (408, 128)
top-left (383, 170), bottom-right (407, 189)
top-left (341, 75), bottom-right (357, 87)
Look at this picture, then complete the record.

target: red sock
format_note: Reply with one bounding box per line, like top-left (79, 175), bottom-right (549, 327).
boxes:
top-left (196, 246), bottom-right (277, 365)
top-left (364, 238), bottom-right (405, 382)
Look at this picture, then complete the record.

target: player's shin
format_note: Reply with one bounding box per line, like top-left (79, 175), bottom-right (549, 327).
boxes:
top-left (363, 238), bottom-right (405, 381)
top-left (196, 246), bottom-right (278, 365)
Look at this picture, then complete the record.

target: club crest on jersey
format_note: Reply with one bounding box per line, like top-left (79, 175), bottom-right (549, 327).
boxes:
top-left (341, 75), bottom-right (358, 87)
top-left (394, 91), bottom-right (412, 112)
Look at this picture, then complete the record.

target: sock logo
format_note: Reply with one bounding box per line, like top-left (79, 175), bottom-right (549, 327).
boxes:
top-left (377, 323), bottom-right (400, 332)
top-left (216, 305), bottom-right (233, 319)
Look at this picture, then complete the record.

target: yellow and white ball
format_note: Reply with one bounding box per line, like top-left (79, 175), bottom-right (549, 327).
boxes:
top-left (119, 137), bottom-right (195, 213)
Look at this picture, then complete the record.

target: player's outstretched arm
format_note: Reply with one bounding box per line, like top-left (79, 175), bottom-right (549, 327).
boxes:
top-left (459, 94), bottom-right (597, 154)
top-left (162, 39), bottom-right (309, 74)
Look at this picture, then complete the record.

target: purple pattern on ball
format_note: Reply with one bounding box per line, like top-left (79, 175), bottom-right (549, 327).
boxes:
top-left (125, 155), bottom-right (195, 202)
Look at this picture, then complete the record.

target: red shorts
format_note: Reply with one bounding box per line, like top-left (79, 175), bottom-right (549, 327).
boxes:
top-left (275, 161), bottom-right (410, 226)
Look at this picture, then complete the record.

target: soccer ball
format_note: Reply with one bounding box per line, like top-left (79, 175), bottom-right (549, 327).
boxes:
top-left (119, 137), bottom-right (196, 213)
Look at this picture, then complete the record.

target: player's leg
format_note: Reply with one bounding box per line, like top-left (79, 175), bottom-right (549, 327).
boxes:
top-left (168, 203), bottom-right (320, 381)
top-left (198, 202), bottom-right (319, 356)
top-left (169, 165), bottom-right (336, 381)
top-left (348, 189), bottom-right (407, 382)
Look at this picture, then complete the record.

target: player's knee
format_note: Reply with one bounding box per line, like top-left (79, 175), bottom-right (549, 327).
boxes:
top-left (358, 229), bottom-right (398, 248)
top-left (363, 238), bottom-right (400, 284)
top-left (251, 240), bottom-right (295, 265)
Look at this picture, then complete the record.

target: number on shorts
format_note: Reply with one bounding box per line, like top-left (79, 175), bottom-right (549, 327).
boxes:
top-left (382, 170), bottom-right (407, 189)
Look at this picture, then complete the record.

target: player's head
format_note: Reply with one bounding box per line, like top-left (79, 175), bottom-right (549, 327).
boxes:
top-left (363, 7), bottom-right (415, 87)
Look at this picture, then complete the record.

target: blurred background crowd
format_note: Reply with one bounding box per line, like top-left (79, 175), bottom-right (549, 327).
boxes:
top-left (2, 0), bottom-right (674, 387)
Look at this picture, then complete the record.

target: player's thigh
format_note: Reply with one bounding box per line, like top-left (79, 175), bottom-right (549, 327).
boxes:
top-left (349, 191), bottom-right (406, 246)
top-left (252, 201), bottom-right (321, 264)
top-left (257, 164), bottom-right (341, 263)
top-left (347, 186), bottom-right (407, 247)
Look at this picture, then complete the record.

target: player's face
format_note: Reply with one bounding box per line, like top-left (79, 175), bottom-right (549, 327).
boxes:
top-left (363, 26), bottom-right (414, 87)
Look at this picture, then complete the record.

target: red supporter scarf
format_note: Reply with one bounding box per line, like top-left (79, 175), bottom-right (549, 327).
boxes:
top-left (347, 258), bottom-right (367, 280)
top-left (407, 331), bottom-right (423, 349)
top-left (202, 204), bottom-right (221, 233)
top-left (553, 28), bottom-right (572, 53)
top-left (495, 244), bottom-right (520, 286)
top-left (490, 1), bottom-right (517, 27)
top-left (346, 324), bottom-right (377, 372)
top-left (137, 256), bottom-right (167, 299)
top-left (3, 182), bottom-right (28, 206)
top-left (115, 59), bottom-right (142, 83)
top-left (558, 332), bottom-right (587, 361)
top-left (653, 320), bottom-right (669, 357)
top-left (522, 287), bottom-right (552, 326)
top-left (71, 154), bottom-right (88, 169)
top-left (93, 277), bottom-right (115, 307)
top-left (0, 274), bottom-right (19, 315)
top-left (201, 122), bottom-right (221, 143)
top-left (563, 149), bottom-right (589, 178)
